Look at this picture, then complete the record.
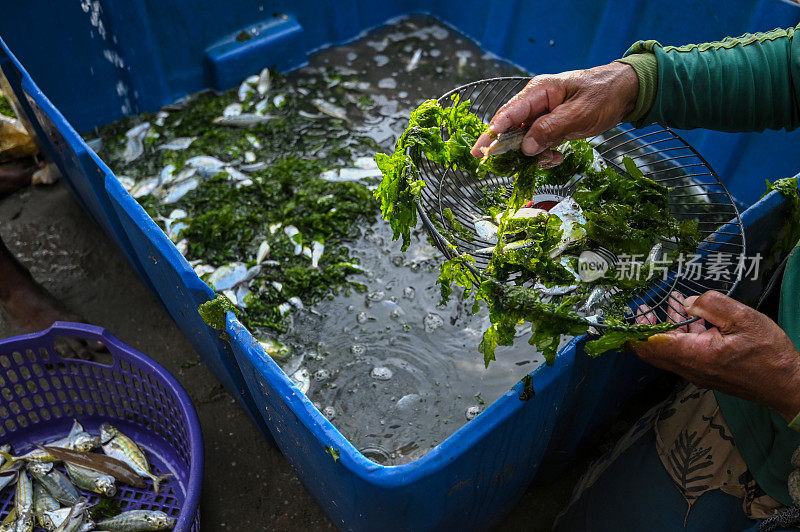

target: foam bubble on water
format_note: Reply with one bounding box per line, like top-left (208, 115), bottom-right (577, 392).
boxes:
top-left (378, 78), bottom-right (397, 89)
top-left (402, 286), bottom-right (416, 300)
top-left (322, 406), bottom-right (336, 420)
top-left (374, 55), bottom-right (390, 67)
top-left (465, 406), bottom-right (483, 421)
top-left (423, 313), bottom-right (444, 333)
top-left (357, 311), bottom-right (371, 324)
top-left (314, 369), bottom-right (331, 381)
top-left (371, 366), bottom-right (393, 380)
top-left (351, 345), bottom-right (366, 356)
top-left (346, 52), bottom-right (357, 62)
top-left (430, 49), bottom-right (441, 57)
top-left (367, 291), bottom-right (385, 302)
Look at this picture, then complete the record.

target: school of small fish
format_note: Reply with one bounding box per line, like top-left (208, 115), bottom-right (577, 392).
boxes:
top-left (0, 420), bottom-right (176, 531)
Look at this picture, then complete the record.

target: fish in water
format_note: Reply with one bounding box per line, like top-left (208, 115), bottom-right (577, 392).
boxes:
top-left (97, 509), bottom-right (177, 531)
top-left (99, 423), bottom-right (172, 495)
top-left (311, 98), bottom-right (350, 124)
top-left (121, 122), bottom-right (151, 163)
top-left (213, 113), bottom-right (275, 127)
top-left (406, 48), bottom-right (422, 72)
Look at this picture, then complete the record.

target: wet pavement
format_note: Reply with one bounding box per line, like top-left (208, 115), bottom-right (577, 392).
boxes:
top-left (0, 180), bottom-right (591, 530)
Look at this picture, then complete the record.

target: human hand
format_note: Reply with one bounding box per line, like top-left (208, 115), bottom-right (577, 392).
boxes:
top-left (470, 62), bottom-right (639, 168)
top-left (635, 290), bottom-right (800, 422)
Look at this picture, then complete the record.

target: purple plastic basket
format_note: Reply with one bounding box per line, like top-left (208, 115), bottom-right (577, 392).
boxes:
top-left (0, 322), bottom-right (202, 531)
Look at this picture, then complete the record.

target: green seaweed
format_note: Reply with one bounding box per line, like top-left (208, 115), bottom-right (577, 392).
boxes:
top-left (198, 295), bottom-right (239, 330)
top-left (324, 446), bottom-right (340, 462)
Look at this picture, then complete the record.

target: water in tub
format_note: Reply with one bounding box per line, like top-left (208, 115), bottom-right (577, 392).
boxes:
top-left (91, 16), bottom-right (566, 465)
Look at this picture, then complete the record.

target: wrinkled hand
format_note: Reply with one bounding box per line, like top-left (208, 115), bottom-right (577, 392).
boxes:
top-left (470, 62), bottom-right (639, 167)
top-left (635, 291), bottom-right (800, 421)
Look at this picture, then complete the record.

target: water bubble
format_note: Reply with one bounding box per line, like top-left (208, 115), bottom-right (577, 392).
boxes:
top-left (423, 313), bottom-right (444, 333)
top-left (430, 49), bottom-right (441, 57)
top-left (346, 51), bottom-right (357, 62)
top-left (371, 366), bottom-right (393, 380)
top-left (374, 54), bottom-right (389, 67)
top-left (378, 78), bottom-right (397, 89)
top-left (357, 311), bottom-right (371, 324)
top-left (314, 369), bottom-right (331, 381)
top-left (322, 406), bottom-right (336, 420)
top-left (466, 406), bottom-right (483, 421)
top-left (351, 345), bottom-right (366, 356)
top-left (367, 291), bottom-right (385, 302)
top-left (403, 286), bottom-right (415, 300)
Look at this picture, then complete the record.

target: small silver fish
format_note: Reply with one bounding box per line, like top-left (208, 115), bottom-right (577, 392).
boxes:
top-left (290, 368), bottom-right (311, 394)
top-left (28, 462), bottom-right (80, 506)
top-left (99, 424), bottom-right (171, 495)
top-left (97, 510), bottom-right (176, 531)
top-left (311, 241), bottom-right (324, 268)
top-left (130, 177), bottom-right (160, 199)
top-left (257, 68), bottom-right (271, 96)
top-left (256, 240), bottom-right (270, 264)
top-left (224, 166), bottom-right (249, 182)
top-left (162, 177), bottom-right (199, 204)
top-left (185, 155), bottom-right (226, 177)
top-left (15, 469), bottom-right (33, 532)
top-left (33, 481), bottom-right (60, 529)
top-left (65, 462), bottom-right (116, 497)
top-left (52, 499), bottom-right (90, 532)
top-left (479, 126), bottom-right (526, 158)
top-left (406, 48), bottom-right (422, 72)
top-left (156, 137), bottom-right (196, 151)
top-left (237, 79), bottom-right (255, 102)
top-left (1, 420), bottom-right (98, 465)
top-left (213, 113), bottom-right (275, 127)
top-left (240, 162), bottom-right (268, 172)
top-left (222, 102), bottom-right (242, 117)
top-left (311, 98), bottom-right (350, 123)
top-left (117, 175), bottom-right (136, 191)
top-left (121, 122), bottom-right (151, 163)
top-left (272, 94), bottom-right (285, 108)
top-left (207, 262), bottom-right (248, 291)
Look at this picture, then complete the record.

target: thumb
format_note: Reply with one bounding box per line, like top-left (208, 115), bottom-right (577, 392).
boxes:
top-left (521, 100), bottom-right (585, 156)
top-left (684, 290), bottom-right (753, 334)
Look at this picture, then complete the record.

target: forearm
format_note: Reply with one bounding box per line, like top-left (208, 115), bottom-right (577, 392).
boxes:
top-left (616, 25), bottom-right (800, 132)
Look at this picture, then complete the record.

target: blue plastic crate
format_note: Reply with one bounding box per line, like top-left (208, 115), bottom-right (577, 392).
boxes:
top-left (1, 1), bottom-right (799, 529)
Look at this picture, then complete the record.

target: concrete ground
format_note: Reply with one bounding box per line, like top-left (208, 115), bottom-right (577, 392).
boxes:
top-left (0, 181), bottom-right (605, 530)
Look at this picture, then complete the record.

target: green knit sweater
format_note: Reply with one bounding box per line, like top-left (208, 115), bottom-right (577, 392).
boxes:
top-left (615, 25), bottom-right (800, 506)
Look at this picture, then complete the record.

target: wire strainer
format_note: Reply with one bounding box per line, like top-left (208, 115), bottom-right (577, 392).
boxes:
top-left (411, 77), bottom-right (746, 329)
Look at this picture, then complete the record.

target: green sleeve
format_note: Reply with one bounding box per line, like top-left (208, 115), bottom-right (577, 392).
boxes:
top-left (617, 25), bottom-right (800, 132)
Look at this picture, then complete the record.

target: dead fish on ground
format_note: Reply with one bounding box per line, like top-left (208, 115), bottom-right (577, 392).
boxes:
top-left (311, 98), bottom-right (350, 124)
top-left (206, 262), bottom-right (248, 291)
top-left (185, 155), bottom-right (225, 177)
top-left (121, 122), bottom-right (151, 163)
top-left (222, 102), bottom-right (242, 117)
top-left (131, 177), bottom-right (160, 198)
top-left (213, 113), bottom-right (276, 127)
top-left (311, 241), bottom-right (324, 268)
top-left (256, 240), bottom-right (270, 264)
top-left (238, 79), bottom-right (255, 102)
top-left (162, 177), bottom-right (200, 204)
top-left (321, 168), bottom-right (382, 182)
top-left (257, 68), bottom-right (271, 96)
top-left (156, 136), bottom-right (197, 151)
top-left (240, 162), bottom-right (268, 172)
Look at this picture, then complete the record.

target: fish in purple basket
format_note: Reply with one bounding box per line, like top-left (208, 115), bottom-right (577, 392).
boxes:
top-left (99, 424), bottom-right (172, 495)
top-left (96, 509), bottom-right (177, 531)
top-left (0, 420), bottom-right (98, 467)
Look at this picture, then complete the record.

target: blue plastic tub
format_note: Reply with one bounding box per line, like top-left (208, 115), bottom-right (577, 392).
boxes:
top-left (1, 1), bottom-right (799, 529)
top-left (0, 322), bottom-right (203, 531)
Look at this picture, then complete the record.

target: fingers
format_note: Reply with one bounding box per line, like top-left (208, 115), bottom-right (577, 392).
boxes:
top-left (635, 304), bottom-right (657, 325)
top-left (471, 76), bottom-right (566, 157)
top-left (522, 99), bottom-right (590, 155)
top-left (684, 290), bottom-right (754, 334)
